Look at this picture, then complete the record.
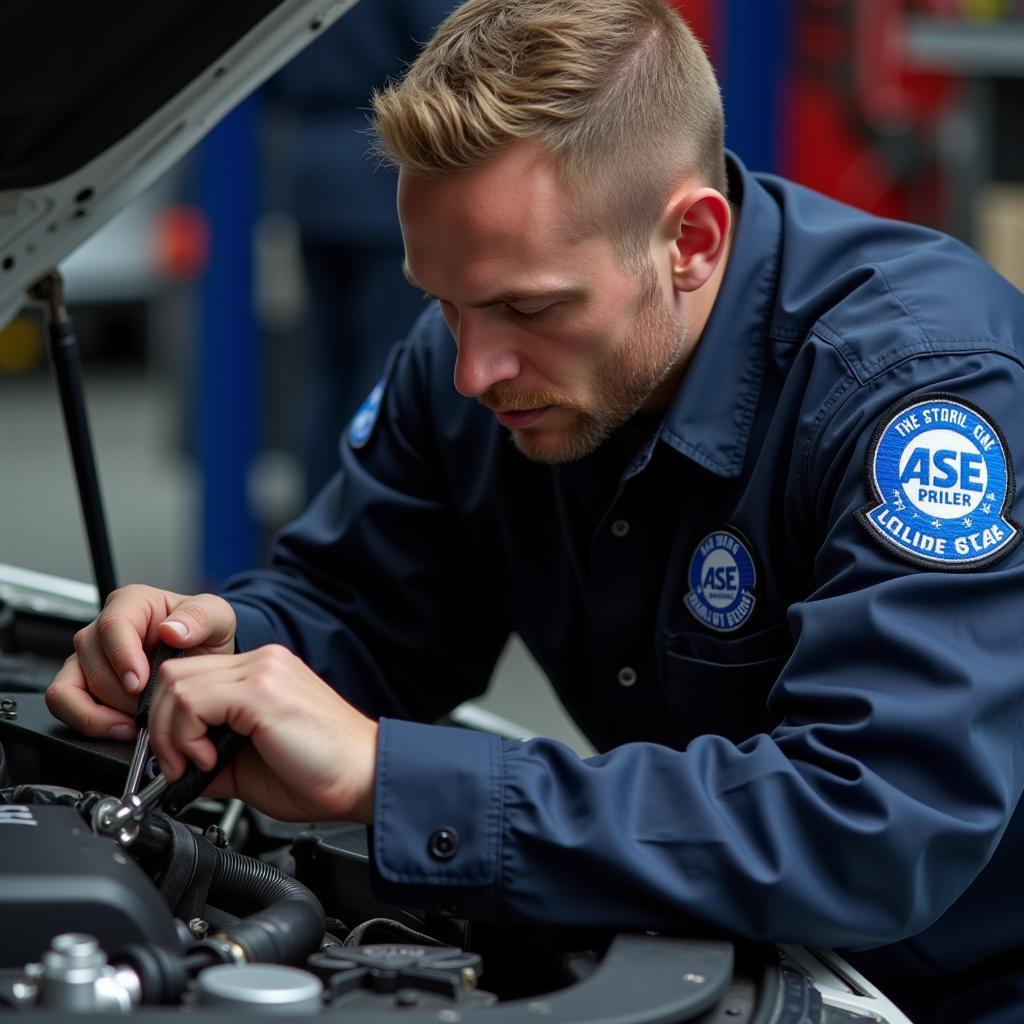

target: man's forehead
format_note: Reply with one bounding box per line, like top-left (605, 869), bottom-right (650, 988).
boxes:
top-left (397, 140), bottom-right (593, 247)
top-left (401, 255), bottom-right (586, 309)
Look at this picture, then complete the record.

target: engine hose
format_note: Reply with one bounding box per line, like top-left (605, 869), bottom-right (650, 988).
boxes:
top-left (205, 845), bottom-right (326, 966)
top-left (8, 785), bottom-right (323, 968)
top-left (2, 783), bottom-right (82, 807)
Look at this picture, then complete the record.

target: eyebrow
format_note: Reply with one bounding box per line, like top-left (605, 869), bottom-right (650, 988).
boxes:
top-left (402, 262), bottom-right (581, 309)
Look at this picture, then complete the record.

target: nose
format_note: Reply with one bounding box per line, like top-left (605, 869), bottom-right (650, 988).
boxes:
top-left (450, 309), bottom-right (521, 398)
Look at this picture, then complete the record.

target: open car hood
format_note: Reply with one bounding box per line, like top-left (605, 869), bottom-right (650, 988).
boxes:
top-left (0, 0), bottom-right (358, 331)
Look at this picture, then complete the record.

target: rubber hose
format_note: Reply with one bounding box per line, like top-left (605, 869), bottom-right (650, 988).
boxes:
top-left (206, 846), bottom-right (325, 965)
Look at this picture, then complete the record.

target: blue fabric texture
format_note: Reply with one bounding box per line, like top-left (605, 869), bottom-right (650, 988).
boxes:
top-left (223, 153), bottom-right (1024, 1012)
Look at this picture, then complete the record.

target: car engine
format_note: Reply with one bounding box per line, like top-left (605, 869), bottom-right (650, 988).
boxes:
top-left (0, 579), bottom-right (909, 1023)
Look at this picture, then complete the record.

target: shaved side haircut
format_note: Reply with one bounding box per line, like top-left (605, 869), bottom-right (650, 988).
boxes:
top-left (372, 0), bottom-right (726, 263)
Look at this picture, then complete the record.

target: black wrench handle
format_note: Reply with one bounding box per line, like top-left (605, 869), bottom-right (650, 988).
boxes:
top-left (160, 726), bottom-right (249, 817)
top-left (134, 643), bottom-right (185, 727)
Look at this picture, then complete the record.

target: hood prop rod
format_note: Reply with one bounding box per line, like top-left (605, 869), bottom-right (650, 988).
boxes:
top-left (28, 270), bottom-right (117, 605)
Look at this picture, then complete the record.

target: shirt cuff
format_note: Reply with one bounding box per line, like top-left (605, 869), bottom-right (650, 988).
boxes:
top-left (370, 717), bottom-right (504, 919)
top-left (228, 600), bottom-right (279, 654)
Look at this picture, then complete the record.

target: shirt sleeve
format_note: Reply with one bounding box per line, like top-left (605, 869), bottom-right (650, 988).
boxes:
top-left (370, 347), bottom-right (1024, 957)
top-left (222, 309), bottom-right (510, 723)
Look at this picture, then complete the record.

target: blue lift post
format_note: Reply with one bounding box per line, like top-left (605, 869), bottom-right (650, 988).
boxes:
top-left (196, 97), bottom-right (261, 588)
top-left (720, 0), bottom-right (793, 175)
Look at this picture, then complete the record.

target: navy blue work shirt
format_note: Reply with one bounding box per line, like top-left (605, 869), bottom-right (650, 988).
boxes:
top-left (223, 154), bottom-right (1024, 993)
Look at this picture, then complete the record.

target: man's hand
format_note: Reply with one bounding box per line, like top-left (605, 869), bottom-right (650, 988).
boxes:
top-left (147, 644), bottom-right (378, 823)
top-left (45, 585), bottom-right (237, 740)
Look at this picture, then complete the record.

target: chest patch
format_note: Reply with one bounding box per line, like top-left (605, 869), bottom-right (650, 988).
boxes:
top-left (685, 528), bottom-right (758, 632)
top-left (857, 393), bottom-right (1020, 570)
top-left (348, 377), bottom-right (386, 449)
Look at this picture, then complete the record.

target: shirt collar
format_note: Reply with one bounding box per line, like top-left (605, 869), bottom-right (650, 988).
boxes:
top-left (651, 151), bottom-right (782, 479)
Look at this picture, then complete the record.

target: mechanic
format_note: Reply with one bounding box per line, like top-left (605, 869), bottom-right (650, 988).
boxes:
top-left (47, 1), bottom-right (1024, 1021)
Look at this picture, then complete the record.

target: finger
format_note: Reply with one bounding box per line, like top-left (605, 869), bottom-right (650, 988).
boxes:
top-left (72, 625), bottom-right (139, 715)
top-left (147, 656), bottom-right (232, 772)
top-left (45, 657), bottom-right (137, 740)
top-left (200, 749), bottom-right (302, 821)
top-left (157, 594), bottom-right (237, 656)
top-left (149, 669), bottom-right (248, 781)
top-left (89, 584), bottom-right (174, 697)
top-left (155, 650), bottom-right (251, 682)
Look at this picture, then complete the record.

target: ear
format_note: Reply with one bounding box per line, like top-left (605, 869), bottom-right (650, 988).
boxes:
top-left (660, 188), bottom-right (731, 293)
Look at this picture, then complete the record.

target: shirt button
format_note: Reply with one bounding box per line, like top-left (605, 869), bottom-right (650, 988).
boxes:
top-left (428, 826), bottom-right (460, 860)
top-left (617, 666), bottom-right (637, 687)
top-left (611, 519), bottom-right (630, 538)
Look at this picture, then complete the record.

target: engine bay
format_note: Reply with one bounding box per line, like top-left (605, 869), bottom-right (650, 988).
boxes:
top-left (0, 578), bottom-right (910, 1023)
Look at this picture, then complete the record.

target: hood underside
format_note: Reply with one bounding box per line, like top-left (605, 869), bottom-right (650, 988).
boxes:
top-left (0, 0), bottom-right (357, 329)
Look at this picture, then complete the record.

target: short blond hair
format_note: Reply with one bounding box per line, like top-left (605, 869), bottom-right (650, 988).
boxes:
top-left (371, 0), bottom-right (726, 262)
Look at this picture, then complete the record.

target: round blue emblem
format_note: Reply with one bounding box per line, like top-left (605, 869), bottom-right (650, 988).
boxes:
top-left (348, 377), bottom-right (386, 449)
top-left (857, 393), bottom-right (1020, 570)
top-left (685, 528), bottom-right (758, 632)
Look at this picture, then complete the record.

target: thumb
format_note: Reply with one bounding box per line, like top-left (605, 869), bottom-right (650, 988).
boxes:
top-left (158, 594), bottom-right (236, 655)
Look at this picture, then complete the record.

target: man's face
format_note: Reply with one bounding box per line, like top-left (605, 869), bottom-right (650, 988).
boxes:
top-left (398, 139), bottom-right (687, 463)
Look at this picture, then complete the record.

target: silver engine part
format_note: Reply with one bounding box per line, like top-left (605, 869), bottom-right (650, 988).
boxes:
top-left (31, 933), bottom-right (141, 1014)
top-left (196, 964), bottom-right (324, 1013)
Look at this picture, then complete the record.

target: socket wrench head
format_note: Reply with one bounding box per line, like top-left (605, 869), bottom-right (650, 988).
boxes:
top-left (90, 795), bottom-right (140, 847)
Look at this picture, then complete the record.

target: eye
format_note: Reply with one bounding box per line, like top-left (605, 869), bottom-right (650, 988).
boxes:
top-left (505, 302), bottom-right (555, 323)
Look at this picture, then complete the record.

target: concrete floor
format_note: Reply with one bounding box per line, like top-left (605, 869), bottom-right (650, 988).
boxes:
top-left (0, 367), bottom-right (591, 753)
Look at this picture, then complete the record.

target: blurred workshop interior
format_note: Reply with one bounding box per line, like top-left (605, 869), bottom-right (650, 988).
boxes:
top-left (1, 0), bottom-right (1021, 746)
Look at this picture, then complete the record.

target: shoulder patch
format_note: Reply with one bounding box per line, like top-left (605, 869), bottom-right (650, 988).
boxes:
top-left (348, 377), bottom-right (387, 449)
top-left (685, 527), bottom-right (758, 632)
top-left (856, 393), bottom-right (1021, 570)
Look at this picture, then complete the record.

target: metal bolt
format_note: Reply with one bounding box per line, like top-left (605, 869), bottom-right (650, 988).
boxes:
top-left (40, 934), bottom-right (108, 1013)
top-left (11, 980), bottom-right (36, 1003)
top-left (111, 966), bottom-right (142, 1006)
top-left (50, 934), bottom-right (102, 961)
top-left (617, 666), bottom-right (638, 687)
top-left (460, 967), bottom-right (478, 990)
top-left (204, 824), bottom-right (228, 848)
top-left (91, 796), bottom-right (140, 848)
top-left (1, 697), bottom-right (17, 719)
top-left (188, 919), bottom-right (211, 940)
top-left (204, 936), bottom-right (247, 964)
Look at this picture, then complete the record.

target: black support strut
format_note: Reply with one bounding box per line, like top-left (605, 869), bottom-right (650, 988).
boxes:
top-left (28, 271), bottom-right (117, 604)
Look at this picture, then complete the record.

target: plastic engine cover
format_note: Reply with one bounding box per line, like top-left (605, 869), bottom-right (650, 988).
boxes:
top-left (0, 803), bottom-right (180, 966)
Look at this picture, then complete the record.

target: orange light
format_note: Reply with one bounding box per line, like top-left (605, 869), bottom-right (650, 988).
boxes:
top-left (153, 205), bottom-right (212, 280)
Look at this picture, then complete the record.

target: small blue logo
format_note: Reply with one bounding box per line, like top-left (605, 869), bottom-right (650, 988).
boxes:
top-left (685, 528), bottom-right (758, 632)
top-left (348, 378), bottom-right (386, 449)
top-left (857, 393), bottom-right (1020, 570)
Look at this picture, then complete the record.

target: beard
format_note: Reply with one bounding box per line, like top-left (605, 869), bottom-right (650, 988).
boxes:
top-left (482, 264), bottom-right (687, 464)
